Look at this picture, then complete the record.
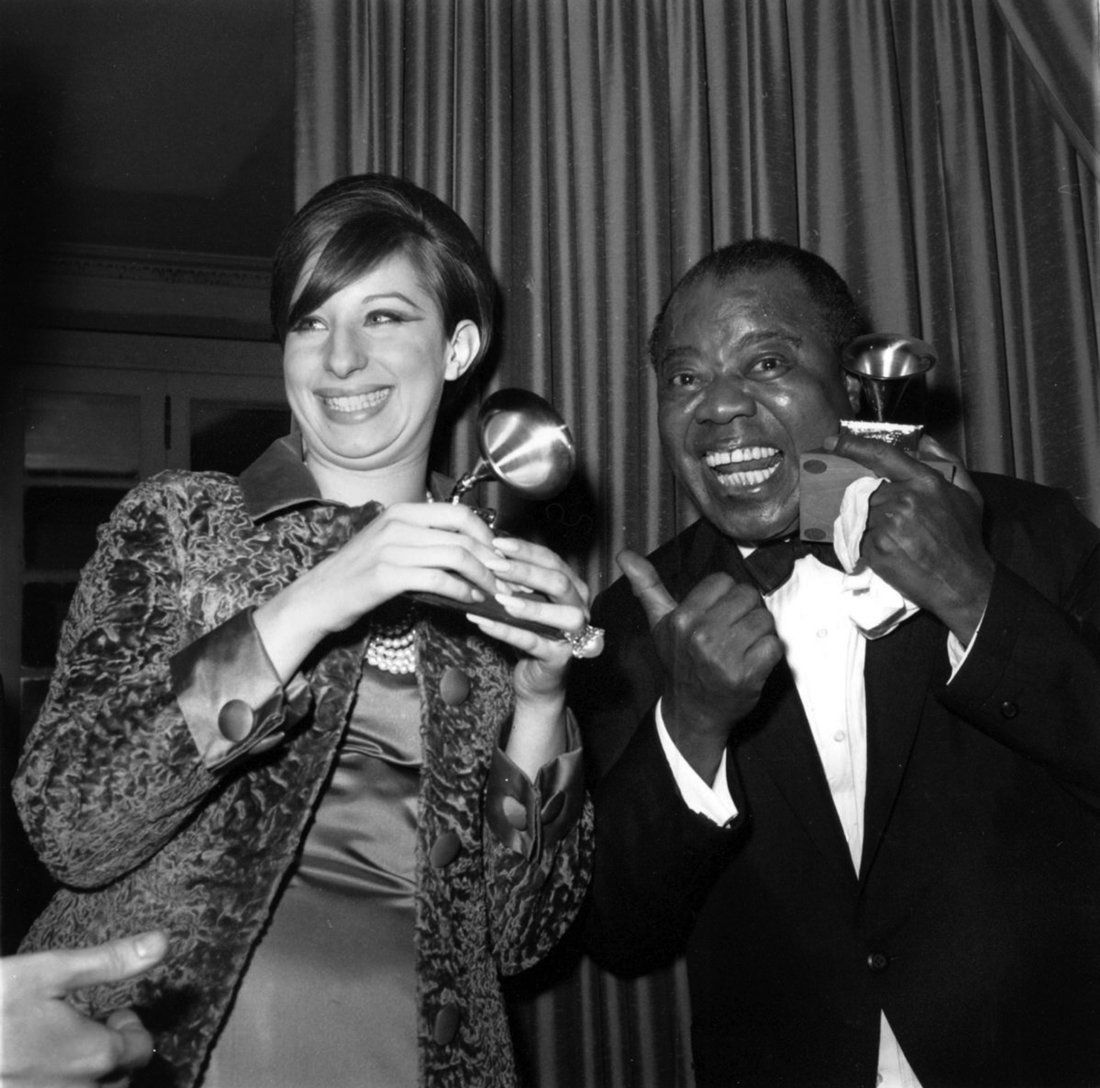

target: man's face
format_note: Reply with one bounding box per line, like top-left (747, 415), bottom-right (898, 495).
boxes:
top-left (654, 267), bottom-right (858, 544)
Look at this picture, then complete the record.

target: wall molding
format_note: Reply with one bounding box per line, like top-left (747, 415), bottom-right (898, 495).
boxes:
top-left (34, 244), bottom-right (274, 341)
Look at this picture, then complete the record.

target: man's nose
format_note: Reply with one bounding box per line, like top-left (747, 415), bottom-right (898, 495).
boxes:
top-left (696, 373), bottom-right (755, 423)
top-left (325, 327), bottom-right (367, 378)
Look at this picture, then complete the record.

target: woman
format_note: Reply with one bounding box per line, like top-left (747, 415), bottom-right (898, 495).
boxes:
top-left (14, 174), bottom-right (596, 1088)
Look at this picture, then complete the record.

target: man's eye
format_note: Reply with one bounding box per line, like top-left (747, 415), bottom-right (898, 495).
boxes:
top-left (664, 370), bottom-right (699, 389)
top-left (749, 355), bottom-right (790, 378)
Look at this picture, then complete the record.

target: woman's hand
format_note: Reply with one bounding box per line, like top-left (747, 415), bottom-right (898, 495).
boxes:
top-left (463, 536), bottom-right (599, 777)
top-left (254, 502), bottom-right (506, 682)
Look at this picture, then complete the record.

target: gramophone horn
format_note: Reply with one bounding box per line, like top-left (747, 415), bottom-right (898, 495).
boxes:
top-left (450, 388), bottom-right (575, 502)
top-left (841, 333), bottom-right (936, 424)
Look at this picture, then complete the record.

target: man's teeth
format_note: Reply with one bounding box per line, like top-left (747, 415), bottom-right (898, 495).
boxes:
top-left (716, 464), bottom-right (779, 488)
top-left (704, 445), bottom-right (778, 467)
top-left (322, 390), bottom-right (389, 412)
top-left (703, 446), bottom-right (781, 489)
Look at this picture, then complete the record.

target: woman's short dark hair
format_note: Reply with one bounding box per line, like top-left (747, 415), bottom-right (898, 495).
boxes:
top-left (649, 238), bottom-right (869, 365)
top-left (271, 174), bottom-right (496, 366)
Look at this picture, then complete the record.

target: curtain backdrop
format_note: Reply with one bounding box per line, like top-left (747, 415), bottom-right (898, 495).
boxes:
top-left (294, 2), bottom-right (1099, 1084)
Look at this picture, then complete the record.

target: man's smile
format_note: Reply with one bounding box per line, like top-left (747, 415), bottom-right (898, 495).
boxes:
top-left (703, 444), bottom-right (783, 490)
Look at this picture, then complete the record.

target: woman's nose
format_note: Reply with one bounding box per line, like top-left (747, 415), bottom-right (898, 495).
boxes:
top-left (696, 372), bottom-right (756, 423)
top-left (325, 327), bottom-right (367, 378)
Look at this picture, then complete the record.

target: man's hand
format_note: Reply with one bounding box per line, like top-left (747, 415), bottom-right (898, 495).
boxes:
top-left (619, 549), bottom-right (783, 783)
top-left (1, 930), bottom-right (168, 1087)
top-left (828, 432), bottom-right (995, 644)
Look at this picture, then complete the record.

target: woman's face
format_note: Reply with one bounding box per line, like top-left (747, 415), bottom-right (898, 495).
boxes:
top-left (283, 251), bottom-right (479, 478)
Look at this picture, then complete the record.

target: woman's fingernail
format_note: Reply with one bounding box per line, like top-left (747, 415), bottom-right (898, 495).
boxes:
top-left (484, 554), bottom-right (510, 572)
top-left (134, 932), bottom-right (166, 958)
top-left (469, 587), bottom-right (485, 602)
top-left (822, 434), bottom-right (838, 451)
top-left (495, 593), bottom-right (529, 613)
top-left (493, 536), bottom-right (520, 552)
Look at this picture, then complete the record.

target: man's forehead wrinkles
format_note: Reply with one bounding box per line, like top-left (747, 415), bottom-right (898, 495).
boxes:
top-left (662, 319), bottom-right (803, 357)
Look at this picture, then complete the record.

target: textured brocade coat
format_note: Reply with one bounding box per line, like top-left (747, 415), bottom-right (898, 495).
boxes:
top-left (14, 437), bottom-right (594, 1088)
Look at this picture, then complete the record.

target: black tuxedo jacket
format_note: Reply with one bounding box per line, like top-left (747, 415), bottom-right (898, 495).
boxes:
top-left (575, 474), bottom-right (1100, 1088)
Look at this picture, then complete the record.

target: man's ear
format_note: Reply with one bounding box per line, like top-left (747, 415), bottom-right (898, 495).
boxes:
top-left (844, 372), bottom-right (862, 415)
top-left (445, 320), bottom-right (481, 381)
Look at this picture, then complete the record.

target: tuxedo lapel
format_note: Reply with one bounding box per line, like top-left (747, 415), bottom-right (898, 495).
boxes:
top-left (736, 658), bottom-right (861, 891)
top-left (687, 522), bottom-right (859, 889)
top-left (859, 609), bottom-right (948, 883)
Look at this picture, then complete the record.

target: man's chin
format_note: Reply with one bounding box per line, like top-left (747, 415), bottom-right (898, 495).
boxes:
top-left (699, 494), bottom-right (799, 546)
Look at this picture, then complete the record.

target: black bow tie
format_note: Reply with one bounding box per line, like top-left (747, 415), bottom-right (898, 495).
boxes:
top-left (742, 536), bottom-right (842, 595)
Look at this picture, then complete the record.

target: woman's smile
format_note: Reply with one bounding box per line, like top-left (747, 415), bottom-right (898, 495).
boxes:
top-left (282, 252), bottom-right (471, 494)
top-left (317, 387), bottom-right (392, 417)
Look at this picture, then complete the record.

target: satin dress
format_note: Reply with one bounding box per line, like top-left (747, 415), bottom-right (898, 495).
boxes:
top-left (203, 664), bottom-right (422, 1087)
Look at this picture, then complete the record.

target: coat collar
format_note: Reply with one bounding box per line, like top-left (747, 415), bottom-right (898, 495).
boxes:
top-left (859, 609), bottom-right (947, 882)
top-left (238, 434), bottom-right (326, 522)
top-left (237, 433), bottom-right (450, 524)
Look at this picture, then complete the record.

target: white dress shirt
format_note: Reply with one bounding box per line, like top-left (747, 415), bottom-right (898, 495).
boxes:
top-left (657, 553), bottom-right (974, 1088)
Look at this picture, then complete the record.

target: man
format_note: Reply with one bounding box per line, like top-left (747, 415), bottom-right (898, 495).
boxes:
top-left (576, 239), bottom-right (1100, 1088)
top-left (1, 931), bottom-right (166, 1087)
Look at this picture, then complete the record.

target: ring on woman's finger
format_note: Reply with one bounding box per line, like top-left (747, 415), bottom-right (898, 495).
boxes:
top-left (561, 623), bottom-right (605, 659)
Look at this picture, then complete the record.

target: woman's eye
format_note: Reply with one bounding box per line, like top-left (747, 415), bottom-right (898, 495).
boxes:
top-left (365, 310), bottom-right (405, 326)
top-left (289, 315), bottom-right (325, 333)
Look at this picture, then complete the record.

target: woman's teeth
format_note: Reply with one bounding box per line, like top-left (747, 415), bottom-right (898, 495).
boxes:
top-left (704, 446), bottom-right (781, 489)
top-left (322, 390), bottom-right (389, 412)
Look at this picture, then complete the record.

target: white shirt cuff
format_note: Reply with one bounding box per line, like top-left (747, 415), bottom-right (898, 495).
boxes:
top-left (946, 605), bottom-right (987, 680)
top-left (655, 698), bottom-right (739, 825)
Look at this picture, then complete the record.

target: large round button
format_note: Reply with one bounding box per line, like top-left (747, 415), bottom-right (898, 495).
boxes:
top-left (433, 1001), bottom-right (461, 1045)
top-left (540, 792), bottom-right (565, 825)
top-left (218, 699), bottom-right (254, 742)
top-left (439, 667), bottom-right (471, 706)
top-left (867, 952), bottom-right (889, 972)
top-left (502, 796), bottom-right (527, 830)
top-left (429, 831), bottom-right (461, 868)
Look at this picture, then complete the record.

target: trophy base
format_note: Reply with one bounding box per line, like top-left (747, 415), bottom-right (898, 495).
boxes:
top-left (798, 451), bottom-right (957, 543)
top-left (405, 589), bottom-right (563, 639)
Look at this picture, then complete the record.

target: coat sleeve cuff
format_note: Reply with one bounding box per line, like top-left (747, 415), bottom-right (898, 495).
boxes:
top-left (169, 608), bottom-right (312, 771)
top-left (485, 711), bottom-right (585, 858)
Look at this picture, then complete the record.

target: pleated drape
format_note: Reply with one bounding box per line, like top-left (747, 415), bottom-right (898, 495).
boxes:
top-left (294, 3), bottom-right (1099, 1084)
top-left (296, 0), bottom-right (1098, 584)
